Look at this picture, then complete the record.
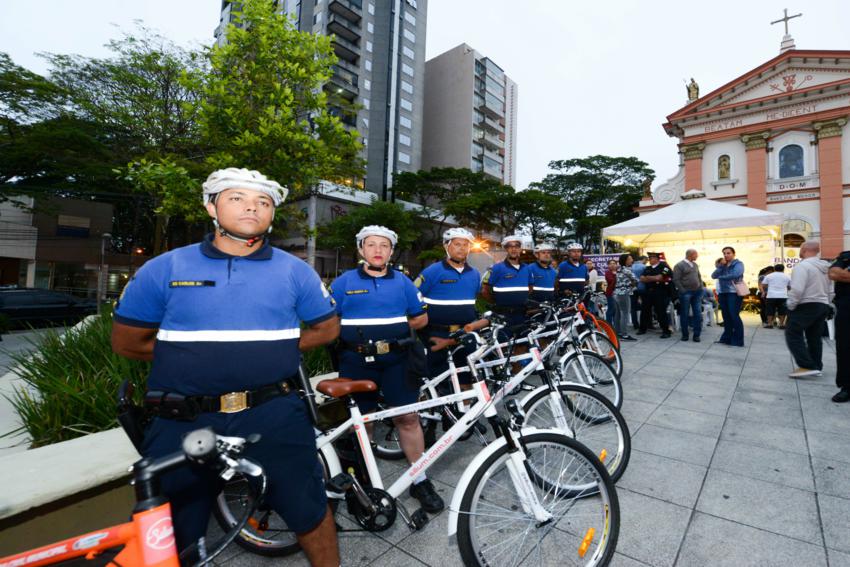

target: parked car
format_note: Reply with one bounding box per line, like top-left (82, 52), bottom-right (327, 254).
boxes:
top-left (0, 288), bottom-right (98, 329)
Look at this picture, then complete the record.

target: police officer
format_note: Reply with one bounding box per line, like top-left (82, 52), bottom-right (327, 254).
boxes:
top-left (828, 250), bottom-right (850, 403)
top-left (557, 242), bottom-right (588, 297)
top-left (329, 226), bottom-right (444, 512)
top-left (529, 242), bottom-right (558, 303)
top-left (415, 228), bottom-right (480, 387)
top-left (112, 168), bottom-right (341, 565)
top-left (638, 251), bottom-right (673, 338)
top-left (482, 235), bottom-right (532, 327)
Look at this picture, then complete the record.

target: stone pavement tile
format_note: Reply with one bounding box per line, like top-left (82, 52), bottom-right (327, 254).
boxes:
top-left (812, 457), bottom-right (850, 499)
top-left (819, 493), bottom-right (850, 554)
top-left (368, 546), bottom-right (429, 566)
top-left (800, 394), bottom-right (850, 436)
top-left (632, 423), bottom-right (717, 466)
top-left (807, 430), bottom-right (850, 465)
top-left (652, 354), bottom-right (702, 370)
top-left (828, 548), bottom-right (850, 567)
top-left (647, 405), bottom-right (725, 438)
top-left (661, 391), bottom-right (732, 417)
top-left (720, 417), bottom-right (808, 455)
top-left (615, 489), bottom-right (692, 567)
top-left (628, 373), bottom-right (682, 391)
top-left (795, 378), bottom-right (839, 398)
top-left (610, 552), bottom-right (652, 566)
top-left (676, 512), bottom-right (828, 567)
top-left (684, 368), bottom-right (741, 383)
top-left (696, 469), bottom-right (821, 543)
top-left (710, 439), bottom-right (814, 491)
top-left (395, 507), bottom-right (464, 567)
top-left (673, 379), bottom-right (736, 399)
top-left (736, 376), bottom-right (799, 395)
top-left (618, 449), bottom-right (707, 507)
top-left (619, 399), bottom-right (658, 425)
top-left (628, 385), bottom-right (672, 404)
top-left (732, 389), bottom-right (799, 409)
top-left (726, 400), bottom-right (804, 428)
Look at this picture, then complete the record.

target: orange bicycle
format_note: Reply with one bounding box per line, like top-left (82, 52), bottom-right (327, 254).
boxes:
top-left (0, 428), bottom-right (266, 567)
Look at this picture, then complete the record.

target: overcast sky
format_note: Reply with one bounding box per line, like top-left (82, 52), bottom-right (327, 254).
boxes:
top-left (3, 0), bottom-right (849, 191)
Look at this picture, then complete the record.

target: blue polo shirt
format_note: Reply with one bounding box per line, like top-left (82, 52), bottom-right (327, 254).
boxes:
top-left (330, 266), bottom-right (425, 343)
top-left (414, 260), bottom-right (480, 327)
top-left (114, 235), bottom-right (336, 396)
top-left (484, 259), bottom-right (532, 307)
top-left (528, 262), bottom-right (557, 302)
top-left (557, 260), bottom-right (588, 296)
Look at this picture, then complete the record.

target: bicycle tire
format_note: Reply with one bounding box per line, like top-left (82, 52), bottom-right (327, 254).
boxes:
top-left (372, 417), bottom-right (406, 460)
top-left (456, 431), bottom-right (619, 567)
top-left (212, 450), bottom-right (333, 557)
top-left (521, 384), bottom-right (631, 482)
top-left (558, 351), bottom-right (622, 410)
top-left (578, 330), bottom-right (622, 378)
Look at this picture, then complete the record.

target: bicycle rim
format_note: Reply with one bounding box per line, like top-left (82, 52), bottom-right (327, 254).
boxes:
top-left (558, 352), bottom-right (622, 409)
top-left (457, 432), bottom-right (618, 567)
top-left (579, 332), bottom-right (622, 378)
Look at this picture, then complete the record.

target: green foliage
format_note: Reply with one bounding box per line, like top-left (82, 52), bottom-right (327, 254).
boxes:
top-left (318, 200), bottom-right (419, 259)
top-left (7, 312), bottom-right (150, 448)
top-left (531, 155), bottom-right (654, 249)
top-left (302, 345), bottom-right (333, 377)
top-left (197, 0), bottom-right (364, 194)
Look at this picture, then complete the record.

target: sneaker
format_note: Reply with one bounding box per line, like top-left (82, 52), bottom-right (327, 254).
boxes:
top-left (409, 479), bottom-right (444, 513)
top-left (832, 389), bottom-right (850, 403)
top-left (789, 367), bottom-right (820, 378)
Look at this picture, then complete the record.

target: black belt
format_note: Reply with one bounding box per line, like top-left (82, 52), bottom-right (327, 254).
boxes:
top-left (340, 340), bottom-right (407, 356)
top-left (494, 305), bottom-right (527, 314)
top-left (144, 376), bottom-right (298, 420)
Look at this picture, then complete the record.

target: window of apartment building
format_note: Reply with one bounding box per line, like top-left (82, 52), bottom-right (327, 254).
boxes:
top-left (365, 59), bottom-right (372, 71)
top-left (400, 98), bottom-right (413, 111)
top-left (313, 11), bottom-right (322, 24)
top-left (363, 79), bottom-right (371, 91)
top-left (363, 118), bottom-right (369, 128)
top-left (399, 116), bottom-right (412, 129)
top-left (366, 40), bottom-right (373, 52)
top-left (363, 98), bottom-right (370, 110)
top-left (402, 63), bottom-right (414, 77)
top-left (404, 12), bottom-right (416, 26)
top-left (368, 2), bottom-right (375, 15)
top-left (403, 29), bottom-right (416, 43)
top-left (367, 21), bottom-right (374, 33)
top-left (399, 133), bottom-right (411, 146)
top-left (401, 80), bottom-right (413, 94)
top-left (398, 151), bottom-right (411, 164)
top-left (402, 46), bottom-right (415, 59)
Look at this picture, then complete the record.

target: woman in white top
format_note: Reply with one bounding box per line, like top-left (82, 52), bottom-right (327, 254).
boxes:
top-left (760, 263), bottom-right (791, 328)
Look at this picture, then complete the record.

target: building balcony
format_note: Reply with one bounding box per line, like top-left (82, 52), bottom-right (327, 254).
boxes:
top-left (328, 0), bottom-right (362, 22)
top-left (482, 163), bottom-right (502, 180)
top-left (327, 12), bottom-right (361, 42)
top-left (327, 65), bottom-right (359, 99)
top-left (334, 57), bottom-right (359, 76)
top-left (477, 131), bottom-right (503, 150)
top-left (332, 35), bottom-right (360, 63)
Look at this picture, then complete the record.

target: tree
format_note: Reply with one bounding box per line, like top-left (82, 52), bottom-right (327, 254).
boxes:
top-left (513, 189), bottom-right (572, 244)
top-left (530, 155), bottom-right (654, 250)
top-left (318, 200), bottom-right (418, 262)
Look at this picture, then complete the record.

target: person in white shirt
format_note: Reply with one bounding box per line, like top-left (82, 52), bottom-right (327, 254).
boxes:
top-left (760, 263), bottom-right (791, 328)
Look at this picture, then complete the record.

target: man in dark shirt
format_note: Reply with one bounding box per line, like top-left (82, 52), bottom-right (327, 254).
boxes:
top-left (638, 252), bottom-right (673, 338)
top-left (828, 250), bottom-right (850, 402)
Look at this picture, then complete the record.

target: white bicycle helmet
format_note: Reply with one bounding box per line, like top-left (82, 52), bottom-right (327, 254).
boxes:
top-left (202, 168), bottom-right (288, 206)
top-left (534, 242), bottom-right (556, 252)
top-left (443, 227), bottom-right (475, 244)
top-left (501, 234), bottom-right (524, 247)
top-left (356, 225), bottom-right (398, 249)
top-left (566, 242), bottom-right (583, 251)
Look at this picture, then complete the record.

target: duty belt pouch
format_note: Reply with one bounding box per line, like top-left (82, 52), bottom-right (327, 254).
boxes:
top-left (406, 330), bottom-right (429, 389)
top-left (144, 390), bottom-right (200, 421)
top-left (116, 379), bottom-right (149, 453)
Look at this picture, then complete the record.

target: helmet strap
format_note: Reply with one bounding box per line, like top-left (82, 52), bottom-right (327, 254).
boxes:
top-left (212, 218), bottom-right (268, 248)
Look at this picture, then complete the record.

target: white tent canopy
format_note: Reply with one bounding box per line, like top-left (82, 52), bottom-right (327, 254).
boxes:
top-left (603, 196), bottom-right (785, 245)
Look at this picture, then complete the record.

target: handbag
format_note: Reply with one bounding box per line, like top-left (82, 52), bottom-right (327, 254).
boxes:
top-left (734, 279), bottom-right (749, 297)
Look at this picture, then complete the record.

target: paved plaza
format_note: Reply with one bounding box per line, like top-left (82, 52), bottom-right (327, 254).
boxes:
top-left (212, 314), bottom-right (849, 566)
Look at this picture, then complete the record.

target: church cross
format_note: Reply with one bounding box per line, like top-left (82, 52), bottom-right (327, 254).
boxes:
top-left (771, 8), bottom-right (802, 35)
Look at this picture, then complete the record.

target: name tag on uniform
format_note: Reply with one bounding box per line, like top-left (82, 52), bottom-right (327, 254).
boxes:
top-left (169, 280), bottom-right (216, 288)
top-left (504, 274), bottom-right (515, 279)
top-left (440, 279), bottom-right (458, 284)
top-left (346, 289), bottom-right (370, 295)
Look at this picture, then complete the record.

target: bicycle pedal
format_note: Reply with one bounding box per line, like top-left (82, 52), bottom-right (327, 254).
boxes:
top-left (407, 508), bottom-right (429, 531)
top-left (327, 472), bottom-right (354, 494)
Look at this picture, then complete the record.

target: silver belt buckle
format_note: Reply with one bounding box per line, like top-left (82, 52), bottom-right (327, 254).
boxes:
top-left (220, 391), bottom-right (248, 413)
top-left (375, 340), bottom-right (391, 355)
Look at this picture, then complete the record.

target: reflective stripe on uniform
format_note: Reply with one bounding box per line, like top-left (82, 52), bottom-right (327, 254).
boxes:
top-left (340, 316), bottom-right (410, 326)
top-left (157, 328), bottom-right (301, 342)
top-left (559, 278), bottom-right (585, 282)
top-left (423, 297), bottom-right (477, 305)
top-left (532, 286), bottom-right (555, 291)
top-left (492, 286), bottom-right (530, 292)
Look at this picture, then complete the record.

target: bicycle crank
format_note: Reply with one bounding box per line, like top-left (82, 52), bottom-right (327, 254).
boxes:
top-left (346, 487), bottom-right (397, 532)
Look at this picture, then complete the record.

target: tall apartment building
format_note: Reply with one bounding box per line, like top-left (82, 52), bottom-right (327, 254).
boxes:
top-left (422, 43), bottom-right (517, 187)
top-left (215, 0), bottom-right (428, 198)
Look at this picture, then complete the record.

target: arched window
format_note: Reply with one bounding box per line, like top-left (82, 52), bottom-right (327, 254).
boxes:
top-left (779, 144), bottom-right (804, 178)
top-left (783, 233), bottom-right (805, 247)
top-left (717, 155), bottom-right (731, 179)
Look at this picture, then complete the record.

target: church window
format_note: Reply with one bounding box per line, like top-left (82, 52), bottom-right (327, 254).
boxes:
top-left (717, 155), bottom-right (730, 180)
top-left (779, 144), bottom-right (804, 178)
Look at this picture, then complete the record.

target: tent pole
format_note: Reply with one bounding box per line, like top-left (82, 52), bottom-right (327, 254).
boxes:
top-left (600, 229), bottom-right (606, 254)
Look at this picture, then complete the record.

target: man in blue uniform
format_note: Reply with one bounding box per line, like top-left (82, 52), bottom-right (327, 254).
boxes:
top-left (111, 168), bottom-right (341, 566)
top-left (330, 226), bottom-right (444, 513)
top-left (829, 250), bottom-right (850, 402)
top-left (482, 234), bottom-right (532, 328)
top-left (557, 242), bottom-right (588, 298)
top-left (415, 228), bottom-right (480, 386)
top-left (528, 242), bottom-right (557, 303)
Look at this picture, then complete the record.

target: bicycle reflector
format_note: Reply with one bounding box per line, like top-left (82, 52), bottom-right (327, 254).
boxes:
top-left (599, 449), bottom-right (607, 463)
top-left (578, 527), bottom-right (596, 558)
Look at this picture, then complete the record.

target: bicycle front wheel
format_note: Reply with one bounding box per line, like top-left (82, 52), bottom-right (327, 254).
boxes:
top-left (456, 432), bottom-right (619, 567)
top-left (578, 331), bottom-right (622, 378)
top-left (558, 351), bottom-right (623, 409)
top-left (521, 384), bottom-right (630, 482)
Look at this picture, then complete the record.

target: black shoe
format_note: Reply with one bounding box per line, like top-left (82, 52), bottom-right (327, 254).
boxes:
top-left (620, 335), bottom-right (637, 341)
top-left (409, 479), bottom-right (445, 513)
top-left (636, 330), bottom-right (647, 335)
top-left (660, 332), bottom-right (671, 339)
top-left (692, 337), bottom-right (701, 342)
top-left (832, 390), bottom-right (850, 403)
top-left (680, 336), bottom-right (689, 341)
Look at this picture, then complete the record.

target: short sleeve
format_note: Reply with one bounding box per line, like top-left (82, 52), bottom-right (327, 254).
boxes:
top-left (113, 258), bottom-right (167, 328)
top-left (414, 266), bottom-right (432, 295)
top-left (526, 267), bottom-right (534, 285)
top-left (403, 276), bottom-right (427, 317)
top-left (294, 262), bottom-right (336, 325)
top-left (482, 268), bottom-right (493, 285)
top-left (329, 276), bottom-right (345, 315)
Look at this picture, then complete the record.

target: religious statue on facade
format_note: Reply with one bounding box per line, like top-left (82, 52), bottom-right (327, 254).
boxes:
top-left (687, 78), bottom-right (699, 101)
top-left (641, 178), bottom-right (652, 200)
top-left (718, 155), bottom-right (731, 179)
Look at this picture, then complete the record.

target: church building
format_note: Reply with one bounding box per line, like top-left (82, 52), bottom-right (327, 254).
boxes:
top-left (644, 22), bottom-right (850, 258)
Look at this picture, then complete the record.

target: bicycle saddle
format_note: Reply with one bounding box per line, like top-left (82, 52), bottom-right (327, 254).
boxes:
top-left (317, 378), bottom-right (378, 398)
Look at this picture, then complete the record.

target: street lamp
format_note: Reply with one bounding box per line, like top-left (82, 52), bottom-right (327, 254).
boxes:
top-left (98, 233), bottom-right (112, 314)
